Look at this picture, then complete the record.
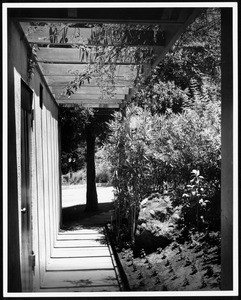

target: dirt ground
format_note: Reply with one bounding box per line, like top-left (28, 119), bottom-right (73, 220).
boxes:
top-left (117, 231), bottom-right (221, 291)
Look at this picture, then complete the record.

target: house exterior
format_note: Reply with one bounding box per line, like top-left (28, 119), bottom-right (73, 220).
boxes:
top-left (4, 4), bottom-right (237, 295)
top-left (8, 18), bottom-right (62, 292)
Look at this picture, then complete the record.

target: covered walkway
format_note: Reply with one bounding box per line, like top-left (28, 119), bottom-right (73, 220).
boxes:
top-left (40, 185), bottom-right (123, 292)
top-left (5, 5), bottom-right (236, 294)
top-left (39, 227), bottom-right (123, 292)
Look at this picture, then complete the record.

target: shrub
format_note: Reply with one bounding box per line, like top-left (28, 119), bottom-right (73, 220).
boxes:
top-left (176, 170), bottom-right (220, 232)
top-left (95, 146), bottom-right (113, 184)
top-left (95, 163), bottom-right (112, 183)
top-left (62, 169), bottom-right (86, 185)
top-left (105, 96), bottom-right (221, 243)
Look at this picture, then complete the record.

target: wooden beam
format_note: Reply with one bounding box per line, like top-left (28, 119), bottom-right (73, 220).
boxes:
top-left (21, 23), bottom-right (166, 46)
top-left (124, 87), bottom-right (136, 102)
top-left (12, 8), bottom-right (202, 28)
top-left (48, 82), bottom-right (127, 88)
top-left (40, 63), bottom-right (138, 77)
top-left (30, 41), bottom-right (165, 49)
top-left (14, 7), bottom-right (188, 24)
top-left (151, 8), bottom-right (203, 70)
top-left (38, 60), bottom-right (140, 65)
top-left (56, 94), bottom-right (125, 101)
top-left (57, 101), bottom-right (120, 109)
top-left (57, 99), bottom-right (122, 104)
top-left (44, 75), bottom-right (135, 87)
top-left (37, 48), bottom-right (89, 63)
top-left (19, 19), bottom-right (185, 25)
top-left (50, 86), bottom-right (129, 95)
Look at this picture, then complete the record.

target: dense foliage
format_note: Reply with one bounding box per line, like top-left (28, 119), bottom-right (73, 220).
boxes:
top-left (104, 8), bottom-right (221, 245)
top-left (59, 104), bottom-right (113, 176)
top-left (59, 105), bottom-right (94, 174)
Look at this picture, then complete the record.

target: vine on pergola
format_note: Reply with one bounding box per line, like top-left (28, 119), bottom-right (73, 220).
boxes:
top-left (27, 22), bottom-right (165, 100)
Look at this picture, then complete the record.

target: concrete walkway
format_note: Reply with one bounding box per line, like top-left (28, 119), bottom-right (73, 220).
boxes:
top-left (39, 185), bottom-right (122, 292)
top-left (40, 227), bottom-right (123, 292)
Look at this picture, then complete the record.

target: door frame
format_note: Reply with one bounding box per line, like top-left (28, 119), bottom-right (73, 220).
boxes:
top-left (20, 79), bottom-right (34, 292)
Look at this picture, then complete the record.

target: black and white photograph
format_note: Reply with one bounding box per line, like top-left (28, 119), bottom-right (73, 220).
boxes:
top-left (2, 1), bottom-right (238, 297)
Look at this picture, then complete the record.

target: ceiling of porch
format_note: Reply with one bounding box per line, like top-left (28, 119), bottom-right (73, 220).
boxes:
top-left (17, 8), bottom-right (202, 111)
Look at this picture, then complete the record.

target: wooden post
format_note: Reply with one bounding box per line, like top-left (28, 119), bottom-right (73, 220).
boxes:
top-left (85, 122), bottom-right (98, 212)
top-left (221, 8), bottom-right (233, 290)
top-left (58, 121), bottom-right (63, 229)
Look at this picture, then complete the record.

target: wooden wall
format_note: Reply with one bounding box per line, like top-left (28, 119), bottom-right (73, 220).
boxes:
top-left (8, 19), bottom-right (61, 292)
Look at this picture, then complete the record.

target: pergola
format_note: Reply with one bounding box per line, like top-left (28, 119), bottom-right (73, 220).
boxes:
top-left (17, 8), bottom-right (202, 113)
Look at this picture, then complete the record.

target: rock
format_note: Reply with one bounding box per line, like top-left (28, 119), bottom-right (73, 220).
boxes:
top-left (140, 198), bottom-right (148, 207)
top-left (138, 194), bottom-right (173, 223)
top-left (134, 193), bottom-right (178, 257)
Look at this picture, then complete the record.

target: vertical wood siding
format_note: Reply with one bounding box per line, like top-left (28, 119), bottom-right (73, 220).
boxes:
top-left (8, 20), bottom-right (61, 292)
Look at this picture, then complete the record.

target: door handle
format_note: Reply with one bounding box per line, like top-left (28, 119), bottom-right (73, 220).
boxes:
top-left (21, 207), bottom-right (27, 214)
top-left (31, 250), bottom-right (35, 271)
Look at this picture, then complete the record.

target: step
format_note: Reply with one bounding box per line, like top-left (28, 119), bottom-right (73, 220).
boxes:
top-left (40, 285), bottom-right (120, 292)
top-left (57, 233), bottom-right (104, 240)
top-left (59, 228), bottom-right (103, 235)
top-left (54, 239), bottom-right (107, 248)
top-left (41, 269), bottom-right (119, 289)
top-left (46, 256), bottom-right (114, 271)
top-left (51, 247), bottom-right (110, 258)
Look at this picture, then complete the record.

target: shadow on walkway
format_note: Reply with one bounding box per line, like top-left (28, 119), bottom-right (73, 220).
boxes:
top-left (62, 202), bottom-right (114, 230)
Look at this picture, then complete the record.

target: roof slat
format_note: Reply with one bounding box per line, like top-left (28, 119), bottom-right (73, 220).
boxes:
top-left (56, 94), bottom-right (125, 101)
top-left (57, 101), bottom-right (120, 109)
top-left (40, 63), bottom-right (137, 78)
top-left (51, 86), bottom-right (128, 95)
top-left (21, 23), bottom-right (166, 46)
top-left (37, 48), bottom-right (138, 64)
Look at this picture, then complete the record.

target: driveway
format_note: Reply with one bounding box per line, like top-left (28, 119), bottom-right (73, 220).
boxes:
top-left (62, 184), bottom-right (115, 208)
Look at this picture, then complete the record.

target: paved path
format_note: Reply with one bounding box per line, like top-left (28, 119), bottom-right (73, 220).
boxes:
top-left (62, 185), bottom-right (115, 208)
top-left (39, 186), bottom-right (122, 292)
top-left (40, 227), bottom-right (123, 292)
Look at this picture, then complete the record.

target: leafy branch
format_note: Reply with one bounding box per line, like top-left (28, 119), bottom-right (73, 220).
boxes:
top-left (27, 44), bottom-right (39, 82)
top-left (64, 23), bottom-right (161, 99)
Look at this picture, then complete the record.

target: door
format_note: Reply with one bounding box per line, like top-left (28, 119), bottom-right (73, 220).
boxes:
top-left (20, 80), bottom-right (33, 291)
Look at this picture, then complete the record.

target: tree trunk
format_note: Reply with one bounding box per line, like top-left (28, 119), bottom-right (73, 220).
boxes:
top-left (85, 123), bottom-right (98, 212)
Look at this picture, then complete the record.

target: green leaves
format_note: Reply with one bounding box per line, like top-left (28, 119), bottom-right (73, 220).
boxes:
top-left (179, 170), bottom-right (214, 231)
top-left (27, 44), bottom-right (39, 82)
top-left (105, 95), bottom-right (221, 236)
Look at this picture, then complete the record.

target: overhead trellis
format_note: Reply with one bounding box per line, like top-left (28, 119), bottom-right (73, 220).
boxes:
top-left (19, 8), bottom-right (201, 109)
